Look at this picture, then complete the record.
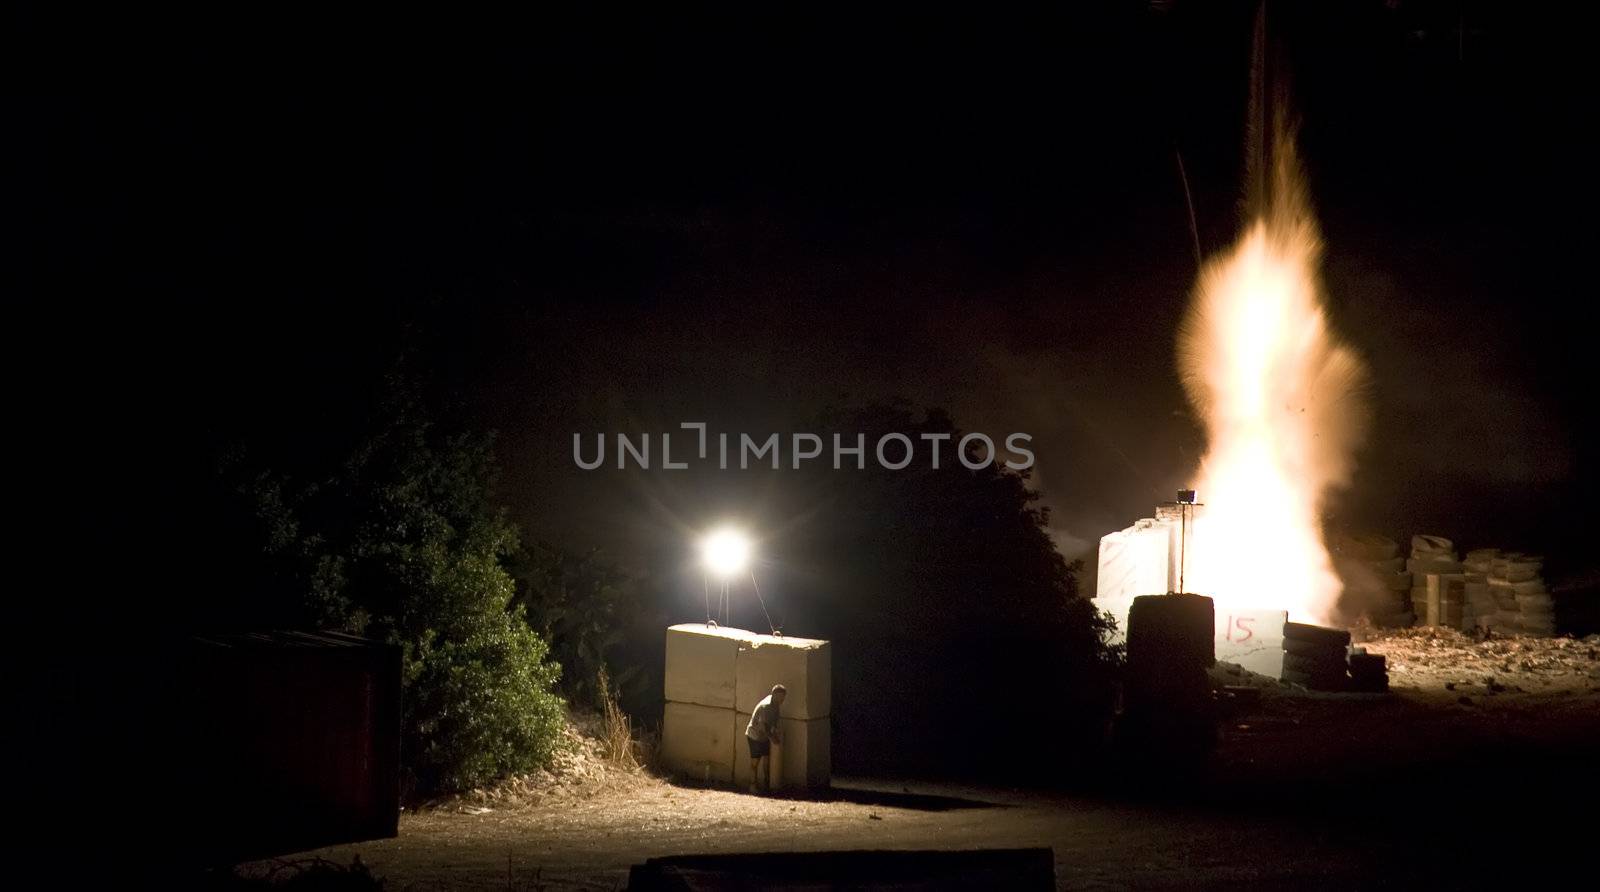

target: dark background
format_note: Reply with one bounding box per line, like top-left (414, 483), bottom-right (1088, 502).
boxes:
top-left (17, 2), bottom-right (1593, 633)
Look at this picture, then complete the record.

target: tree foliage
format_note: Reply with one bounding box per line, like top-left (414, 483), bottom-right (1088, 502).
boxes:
top-left (785, 403), bottom-right (1121, 778)
top-left (223, 387), bottom-right (565, 794)
top-left (512, 542), bottom-right (648, 711)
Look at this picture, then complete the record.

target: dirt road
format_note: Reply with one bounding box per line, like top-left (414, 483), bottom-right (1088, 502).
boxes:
top-left (274, 631), bottom-right (1599, 889)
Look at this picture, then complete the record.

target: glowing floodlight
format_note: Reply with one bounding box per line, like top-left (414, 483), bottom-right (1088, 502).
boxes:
top-left (701, 527), bottom-right (753, 580)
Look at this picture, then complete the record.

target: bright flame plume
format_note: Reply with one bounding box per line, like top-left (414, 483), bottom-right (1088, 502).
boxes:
top-left (1178, 125), bottom-right (1367, 624)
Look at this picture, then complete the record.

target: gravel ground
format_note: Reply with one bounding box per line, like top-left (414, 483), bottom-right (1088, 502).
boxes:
top-left (248, 631), bottom-right (1600, 890)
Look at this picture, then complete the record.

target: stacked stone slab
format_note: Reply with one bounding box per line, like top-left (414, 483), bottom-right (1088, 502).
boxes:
top-left (1334, 534), bottom-right (1411, 627)
top-left (1462, 548), bottom-right (1501, 632)
top-left (1486, 554), bottom-right (1553, 637)
top-left (1280, 622), bottom-right (1351, 691)
top-left (661, 624), bottom-right (831, 789)
top-left (1408, 536), bottom-right (1464, 629)
top-left (1419, 573), bottom-right (1470, 631)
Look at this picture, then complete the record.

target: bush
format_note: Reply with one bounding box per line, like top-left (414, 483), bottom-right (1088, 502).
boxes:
top-left (222, 382), bottom-right (567, 794)
top-left (402, 608), bottom-right (565, 792)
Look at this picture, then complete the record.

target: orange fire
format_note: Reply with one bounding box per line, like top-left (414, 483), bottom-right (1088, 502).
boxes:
top-left (1177, 127), bottom-right (1367, 624)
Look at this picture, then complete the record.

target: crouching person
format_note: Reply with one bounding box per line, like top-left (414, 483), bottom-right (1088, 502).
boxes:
top-left (745, 684), bottom-right (786, 793)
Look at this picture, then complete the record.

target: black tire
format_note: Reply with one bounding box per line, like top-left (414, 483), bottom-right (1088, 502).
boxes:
top-left (1348, 653), bottom-right (1387, 673)
top-left (1283, 651), bottom-right (1346, 676)
top-left (1283, 622), bottom-right (1351, 649)
top-left (1283, 637), bottom-right (1347, 659)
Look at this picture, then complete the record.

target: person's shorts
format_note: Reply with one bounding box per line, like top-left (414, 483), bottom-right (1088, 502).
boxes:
top-left (746, 735), bottom-right (770, 759)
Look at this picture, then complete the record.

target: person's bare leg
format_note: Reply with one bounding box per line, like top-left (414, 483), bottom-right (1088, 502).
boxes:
top-left (749, 758), bottom-right (760, 793)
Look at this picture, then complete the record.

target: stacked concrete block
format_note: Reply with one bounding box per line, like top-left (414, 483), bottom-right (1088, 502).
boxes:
top-left (664, 623), bottom-right (742, 709)
top-left (733, 631), bottom-right (831, 789)
top-left (1490, 577), bottom-right (1519, 631)
top-left (733, 713), bottom-right (831, 789)
top-left (734, 634), bottom-right (831, 721)
top-left (661, 623), bottom-right (831, 789)
top-left (1463, 549), bottom-right (1498, 576)
top-left (1214, 609), bottom-right (1287, 678)
top-left (660, 702), bottom-right (739, 784)
top-left (1333, 534), bottom-right (1411, 628)
top-left (1407, 536), bottom-right (1463, 628)
top-left (1415, 573), bottom-right (1468, 630)
top-left (1095, 517), bottom-right (1178, 641)
top-left (1280, 622), bottom-right (1351, 691)
top-left (1488, 554), bottom-right (1552, 636)
top-left (1463, 575), bottom-right (1496, 630)
top-left (662, 624), bottom-right (743, 783)
top-left (1098, 508), bottom-right (1284, 673)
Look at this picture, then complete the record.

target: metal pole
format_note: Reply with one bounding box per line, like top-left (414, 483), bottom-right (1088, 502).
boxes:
top-left (1179, 504), bottom-right (1187, 595)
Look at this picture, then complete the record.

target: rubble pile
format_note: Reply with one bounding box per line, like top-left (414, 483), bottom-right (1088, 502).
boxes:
top-left (1358, 626), bottom-right (1600, 697)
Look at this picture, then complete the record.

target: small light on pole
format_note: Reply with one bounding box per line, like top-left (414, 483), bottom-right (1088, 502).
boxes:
top-left (1173, 489), bottom-right (1202, 595)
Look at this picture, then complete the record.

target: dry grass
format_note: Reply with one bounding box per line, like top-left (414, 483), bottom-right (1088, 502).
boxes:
top-left (414, 670), bottom-right (662, 815)
top-left (595, 666), bottom-right (644, 770)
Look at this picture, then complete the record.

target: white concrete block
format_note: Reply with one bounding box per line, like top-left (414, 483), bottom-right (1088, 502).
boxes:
top-left (734, 632), bottom-right (831, 721)
top-left (1215, 608), bottom-right (1287, 678)
top-left (665, 623), bottom-right (743, 709)
top-left (734, 714), bottom-right (830, 789)
top-left (1095, 519), bottom-right (1174, 604)
top-left (661, 702), bottom-right (737, 784)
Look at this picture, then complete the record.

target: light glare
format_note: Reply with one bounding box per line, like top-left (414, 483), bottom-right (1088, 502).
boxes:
top-left (701, 528), bottom-right (752, 579)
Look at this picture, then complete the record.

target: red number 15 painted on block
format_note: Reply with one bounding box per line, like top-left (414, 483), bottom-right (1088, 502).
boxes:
top-left (1222, 615), bottom-right (1255, 642)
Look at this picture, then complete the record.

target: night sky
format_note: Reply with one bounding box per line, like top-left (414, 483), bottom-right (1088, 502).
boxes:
top-left (22, 2), bottom-right (1594, 608)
